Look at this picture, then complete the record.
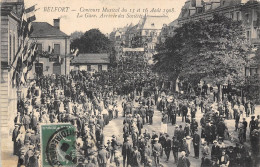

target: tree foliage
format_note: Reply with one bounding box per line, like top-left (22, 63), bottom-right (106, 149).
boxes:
top-left (131, 36), bottom-right (143, 48)
top-left (70, 31), bottom-right (84, 42)
top-left (70, 29), bottom-right (112, 53)
top-left (153, 14), bottom-right (252, 86)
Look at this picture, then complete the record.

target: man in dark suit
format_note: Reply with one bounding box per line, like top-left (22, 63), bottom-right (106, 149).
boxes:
top-left (193, 130), bottom-right (200, 159)
top-left (122, 138), bottom-right (132, 167)
top-left (177, 151), bottom-right (191, 167)
top-left (211, 140), bottom-right (220, 160)
top-left (181, 103), bottom-right (188, 122)
top-left (178, 125), bottom-right (185, 143)
top-left (172, 136), bottom-right (179, 164)
top-left (165, 134), bottom-right (171, 162)
top-left (97, 145), bottom-right (109, 167)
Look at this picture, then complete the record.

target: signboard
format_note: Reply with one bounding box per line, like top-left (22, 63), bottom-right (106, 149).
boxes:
top-left (41, 124), bottom-right (77, 167)
top-left (123, 47), bottom-right (144, 52)
top-left (49, 55), bottom-right (60, 62)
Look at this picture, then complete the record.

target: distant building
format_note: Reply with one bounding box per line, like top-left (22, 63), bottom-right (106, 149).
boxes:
top-left (137, 15), bottom-right (170, 51)
top-left (70, 53), bottom-right (110, 72)
top-left (159, 19), bottom-right (179, 43)
top-left (110, 15), bottom-right (170, 51)
top-left (0, 0), bottom-right (23, 139)
top-left (28, 19), bottom-right (71, 78)
top-left (178, 0), bottom-right (260, 77)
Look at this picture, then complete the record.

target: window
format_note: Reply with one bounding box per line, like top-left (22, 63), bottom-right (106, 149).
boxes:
top-left (87, 65), bottom-right (91, 71)
top-left (230, 12), bottom-right (234, 19)
top-left (98, 65), bottom-right (102, 72)
top-left (9, 34), bottom-right (12, 64)
top-left (246, 31), bottom-right (251, 40)
top-left (35, 63), bottom-right (43, 76)
top-left (37, 43), bottom-right (42, 52)
top-left (257, 29), bottom-right (260, 39)
top-left (13, 36), bottom-right (15, 62)
top-left (245, 67), bottom-right (258, 76)
top-left (236, 12), bottom-right (240, 21)
top-left (54, 44), bottom-right (60, 54)
top-left (245, 13), bottom-right (250, 23)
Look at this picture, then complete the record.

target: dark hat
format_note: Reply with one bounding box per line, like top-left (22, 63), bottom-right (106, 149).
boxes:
top-left (229, 146), bottom-right (234, 150)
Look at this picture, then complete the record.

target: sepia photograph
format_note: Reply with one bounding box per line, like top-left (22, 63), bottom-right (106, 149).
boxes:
top-left (0, 0), bottom-right (260, 166)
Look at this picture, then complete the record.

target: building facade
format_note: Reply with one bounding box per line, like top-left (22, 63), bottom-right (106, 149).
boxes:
top-left (27, 19), bottom-right (71, 79)
top-left (70, 53), bottom-right (110, 72)
top-left (178, 0), bottom-right (260, 77)
top-left (0, 0), bottom-right (23, 140)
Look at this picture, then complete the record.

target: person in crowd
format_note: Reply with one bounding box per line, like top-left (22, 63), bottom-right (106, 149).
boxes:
top-left (152, 138), bottom-right (162, 167)
top-left (177, 151), bottom-right (191, 167)
top-left (10, 68), bottom-right (258, 167)
top-left (193, 129), bottom-right (200, 159)
top-left (218, 150), bottom-right (230, 167)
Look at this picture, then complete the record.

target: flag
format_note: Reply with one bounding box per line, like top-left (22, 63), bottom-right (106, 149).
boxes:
top-left (26, 42), bottom-right (36, 61)
top-left (10, 5), bottom-right (38, 87)
top-left (25, 5), bottom-right (36, 23)
top-left (11, 44), bottom-right (23, 69)
top-left (73, 48), bottom-right (79, 57)
top-left (48, 46), bottom-right (54, 54)
top-left (20, 72), bottom-right (25, 84)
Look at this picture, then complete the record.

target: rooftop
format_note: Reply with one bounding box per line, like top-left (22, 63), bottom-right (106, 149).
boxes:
top-left (178, 0), bottom-right (253, 19)
top-left (70, 53), bottom-right (110, 64)
top-left (141, 16), bottom-right (170, 30)
top-left (30, 22), bottom-right (69, 38)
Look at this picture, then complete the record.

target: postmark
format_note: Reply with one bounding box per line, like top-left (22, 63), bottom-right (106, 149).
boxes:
top-left (41, 124), bottom-right (77, 167)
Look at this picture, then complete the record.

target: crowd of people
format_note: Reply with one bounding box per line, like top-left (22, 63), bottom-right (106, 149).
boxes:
top-left (11, 62), bottom-right (260, 167)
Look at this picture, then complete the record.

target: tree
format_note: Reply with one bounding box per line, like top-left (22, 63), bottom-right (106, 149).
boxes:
top-left (131, 36), bottom-right (143, 48)
top-left (153, 14), bottom-right (252, 87)
top-left (70, 29), bottom-right (112, 53)
top-left (244, 47), bottom-right (260, 103)
top-left (70, 31), bottom-right (84, 42)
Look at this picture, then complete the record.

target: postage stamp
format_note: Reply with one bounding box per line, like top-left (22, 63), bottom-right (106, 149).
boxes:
top-left (41, 124), bottom-right (77, 167)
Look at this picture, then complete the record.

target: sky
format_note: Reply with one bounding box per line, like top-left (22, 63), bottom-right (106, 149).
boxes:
top-left (24, 0), bottom-right (187, 35)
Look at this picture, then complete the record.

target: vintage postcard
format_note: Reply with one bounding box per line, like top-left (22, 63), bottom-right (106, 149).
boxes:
top-left (1, 0), bottom-right (260, 167)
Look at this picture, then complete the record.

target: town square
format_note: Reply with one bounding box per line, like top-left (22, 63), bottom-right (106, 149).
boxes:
top-left (0, 0), bottom-right (260, 167)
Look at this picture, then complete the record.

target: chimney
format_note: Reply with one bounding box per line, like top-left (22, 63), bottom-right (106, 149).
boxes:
top-left (53, 19), bottom-right (60, 29)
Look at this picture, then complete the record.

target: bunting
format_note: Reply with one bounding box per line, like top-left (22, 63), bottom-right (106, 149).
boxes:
top-left (11, 4), bottom-right (38, 87)
top-left (71, 48), bottom-right (79, 57)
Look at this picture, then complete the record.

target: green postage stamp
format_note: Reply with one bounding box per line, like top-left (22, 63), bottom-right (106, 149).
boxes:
top-left (41, 124), bottom-right (77, 167)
